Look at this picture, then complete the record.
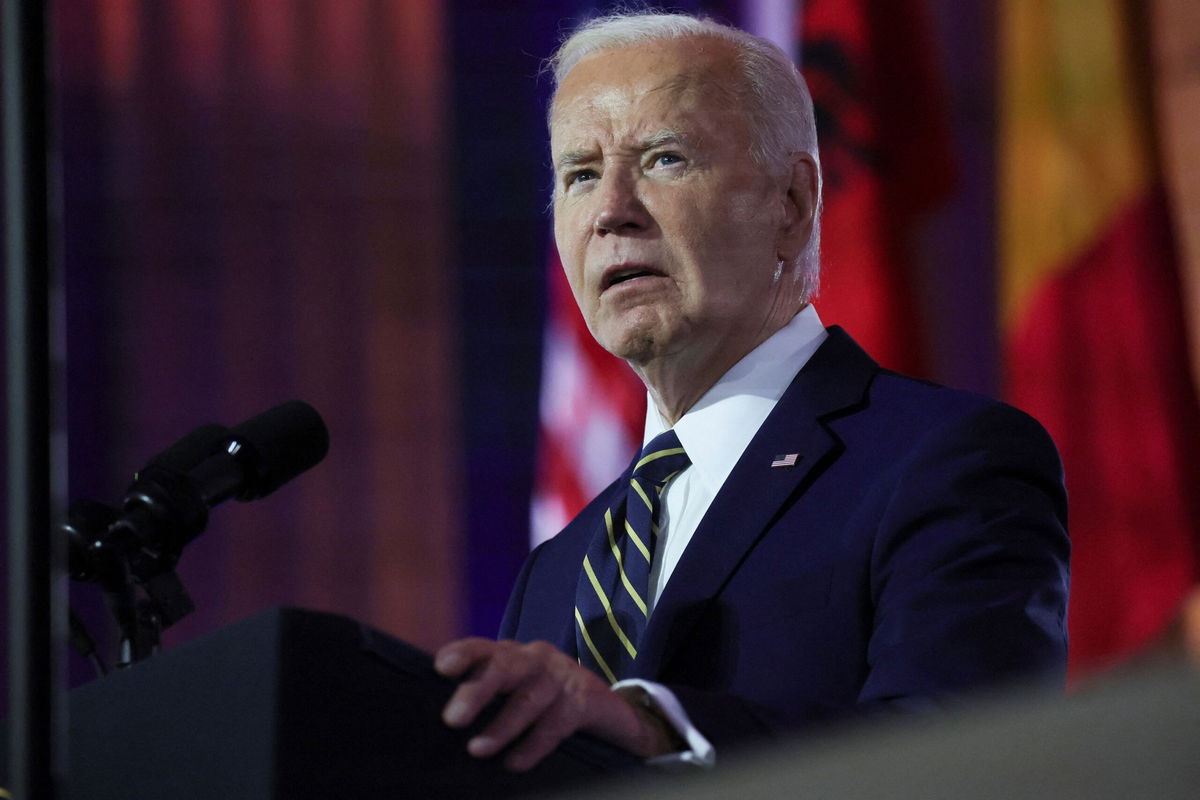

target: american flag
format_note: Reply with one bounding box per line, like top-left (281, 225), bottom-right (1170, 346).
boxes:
top-left (771, 453), bottom-right (800, 468)
top-left (530, 249), bottom-right (645, 546)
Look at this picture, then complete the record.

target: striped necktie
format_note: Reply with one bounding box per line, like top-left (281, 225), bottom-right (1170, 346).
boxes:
top-left (575, 429), bottom-right (690, 682)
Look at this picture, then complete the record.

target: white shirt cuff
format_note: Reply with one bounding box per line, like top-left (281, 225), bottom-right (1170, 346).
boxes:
top-left (612, 678), bottom-right (716, 768)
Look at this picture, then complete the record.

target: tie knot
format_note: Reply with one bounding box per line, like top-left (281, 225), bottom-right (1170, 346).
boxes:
top-left (633, 429), bottom-right (690, 487)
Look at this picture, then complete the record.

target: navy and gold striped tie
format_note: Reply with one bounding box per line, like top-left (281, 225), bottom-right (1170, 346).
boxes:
top-left (575, 429), bottom-right (690, 682)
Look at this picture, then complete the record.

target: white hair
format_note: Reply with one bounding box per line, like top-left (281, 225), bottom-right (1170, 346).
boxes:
top-left (548, 11), bottom-right (823, 300)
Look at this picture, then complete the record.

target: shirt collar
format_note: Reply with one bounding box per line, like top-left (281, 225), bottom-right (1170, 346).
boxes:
top-left (643, 305), bottom-right (828, 495)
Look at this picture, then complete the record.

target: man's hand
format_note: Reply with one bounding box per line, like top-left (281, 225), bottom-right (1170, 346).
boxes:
top-left (434, 638), bottom-right (679, 771)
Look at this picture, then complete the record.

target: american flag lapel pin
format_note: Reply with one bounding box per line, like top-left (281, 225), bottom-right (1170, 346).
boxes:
top-left (771, 453), bottom-right (800, 468)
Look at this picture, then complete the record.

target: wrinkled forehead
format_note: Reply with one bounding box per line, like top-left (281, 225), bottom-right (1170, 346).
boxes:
top-left (549, 37), bottom-right (743, 139)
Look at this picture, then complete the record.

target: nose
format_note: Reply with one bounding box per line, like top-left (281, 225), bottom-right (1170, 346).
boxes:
top-left (593, 170), bottom-right (651, 236)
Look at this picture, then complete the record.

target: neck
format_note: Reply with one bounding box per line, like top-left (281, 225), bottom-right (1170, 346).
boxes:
top-left (634, 306), bottom-right (804, 425)
top-left (636, 359), bottom-right (727, 427)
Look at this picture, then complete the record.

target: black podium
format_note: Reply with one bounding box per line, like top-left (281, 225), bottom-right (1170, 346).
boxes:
top-left (25, 605), bottom-right (1198, 798)
top-left (24, 607), bottom-right (640, 799)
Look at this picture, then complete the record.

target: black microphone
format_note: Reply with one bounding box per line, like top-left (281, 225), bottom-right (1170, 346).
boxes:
top-left (170, 399), bottom-right (330, 506)
top-left (139, 422), bottom-right (231, 475)
top-left (102, 401), bottom-right (329, 582)
top-left (68, 422), bottom-right (233, 580)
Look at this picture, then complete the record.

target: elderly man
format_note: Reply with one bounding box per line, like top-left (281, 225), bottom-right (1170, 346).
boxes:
top-left (435, 12), bottom-right (1069, 770)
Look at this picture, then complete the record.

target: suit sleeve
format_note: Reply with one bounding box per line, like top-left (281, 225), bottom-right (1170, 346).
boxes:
top-left (859, 402), bottom-right (1070, 704)
top-left (669, 402), bottom-right (1070, 748)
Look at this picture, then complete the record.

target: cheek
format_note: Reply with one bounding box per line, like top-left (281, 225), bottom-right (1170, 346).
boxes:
top-left (559, 257), bottom-right (587, 307)
top-left (553, 213), bottom-right (581, 263)
top-left (679, 198), bottom-right (763, 264)
top-left (554, 245), bottom-right (595, 319)
top-left (716, 172), bottom-right (782, 226)
top-left (728, 191), bottom-right (772, 225)
top-left (555, 202), bottom-right (595, 261)
top-left (707, 190), bottom-right (781, 264)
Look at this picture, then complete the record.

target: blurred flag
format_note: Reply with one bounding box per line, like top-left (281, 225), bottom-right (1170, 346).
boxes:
top-left (798, 0), bottom-right (956, 376)
top-left (1150, 0), bottom-right (1200, 389)
top-left (531, 249), bottom-right (644, 545)
top-left (999, 0), bottom-right (1200, 675)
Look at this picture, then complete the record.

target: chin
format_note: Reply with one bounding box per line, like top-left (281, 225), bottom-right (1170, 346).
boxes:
top-left (600, 329), bottom-right (660, 365)
top-left (593, 307), bottom-right (677, 361)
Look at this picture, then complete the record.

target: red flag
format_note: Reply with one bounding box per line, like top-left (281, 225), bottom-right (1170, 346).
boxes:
top-left (799, 0), bottom-right (956, 375)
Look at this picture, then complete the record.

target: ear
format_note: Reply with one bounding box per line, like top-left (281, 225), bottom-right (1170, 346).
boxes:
top-left (775, 153), bottom-right (819, 262)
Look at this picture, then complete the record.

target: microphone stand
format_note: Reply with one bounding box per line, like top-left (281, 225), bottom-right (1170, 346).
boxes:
top-left (64, 402), bottom-right (327, 670)
top-left (65, 499), bottom-right (196, 669)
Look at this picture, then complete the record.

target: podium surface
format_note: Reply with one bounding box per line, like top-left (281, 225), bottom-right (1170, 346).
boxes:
top-left (18, 606), bottom-right (639, 799)
top-left (11, 606), bottom-right (1198, 798)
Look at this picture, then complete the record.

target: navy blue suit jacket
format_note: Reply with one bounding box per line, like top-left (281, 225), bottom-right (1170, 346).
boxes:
top-left (501, 327), bottom-right (1069, 749)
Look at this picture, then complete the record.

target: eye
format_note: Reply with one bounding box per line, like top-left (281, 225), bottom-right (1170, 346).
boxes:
top-left (650, 152), bottom-right (684, 169)
top-left (564, 168), bottom-right (598, 189)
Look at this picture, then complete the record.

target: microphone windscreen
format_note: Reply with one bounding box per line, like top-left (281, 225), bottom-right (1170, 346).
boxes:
top-left (228, 400), bottom-right (329, 500)
top-left (142, 423), bottom-right (230, 475)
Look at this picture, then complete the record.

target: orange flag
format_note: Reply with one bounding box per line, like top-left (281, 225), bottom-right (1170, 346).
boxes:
top-left (999, 0), bottom-right (1200, 675)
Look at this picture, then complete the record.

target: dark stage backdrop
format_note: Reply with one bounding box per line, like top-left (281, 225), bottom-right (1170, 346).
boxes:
top-left (55, 0), bottom-right (465, 669)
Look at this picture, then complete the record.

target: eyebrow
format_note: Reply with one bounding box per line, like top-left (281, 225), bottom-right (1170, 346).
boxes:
top-left (553, 129), bottom-right (689, 173)
top-left (641, 129), bottom-right (687, 151)
top-left (554, 149), bottom-right (595, 172)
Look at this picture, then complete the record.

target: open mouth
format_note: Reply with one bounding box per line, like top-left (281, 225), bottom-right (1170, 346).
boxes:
top-left (603, 264), bottom-right (663, 290)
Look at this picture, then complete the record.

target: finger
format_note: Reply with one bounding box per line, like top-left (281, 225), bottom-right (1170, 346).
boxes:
top-left (500, 663), bottom-right (638, 770)
top-left (434, 637), bottom-right (496, 678)
top-left (466, 667), bottom-right (564, 759)
top-left (501, 699), bottom-right (580, 772)
top-left (443, 678), bottom-right (497, 729)
top-left (442, 644), bottom-right (534, 729)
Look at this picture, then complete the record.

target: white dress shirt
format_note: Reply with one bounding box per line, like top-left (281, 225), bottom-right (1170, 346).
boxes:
top-left (614, 304), bottom-right (828, 766)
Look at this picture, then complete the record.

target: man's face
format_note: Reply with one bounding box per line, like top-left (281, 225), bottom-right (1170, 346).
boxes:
top-left (550, 37), bottom-right (799, 373)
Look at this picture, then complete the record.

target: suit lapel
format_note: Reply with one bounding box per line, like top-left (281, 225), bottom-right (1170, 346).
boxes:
top-left (633, 327), bottom-right (878, 679)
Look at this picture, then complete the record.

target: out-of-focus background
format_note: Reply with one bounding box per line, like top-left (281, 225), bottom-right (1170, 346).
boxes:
top-left (2, 0), bottom-right (1198, 711)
